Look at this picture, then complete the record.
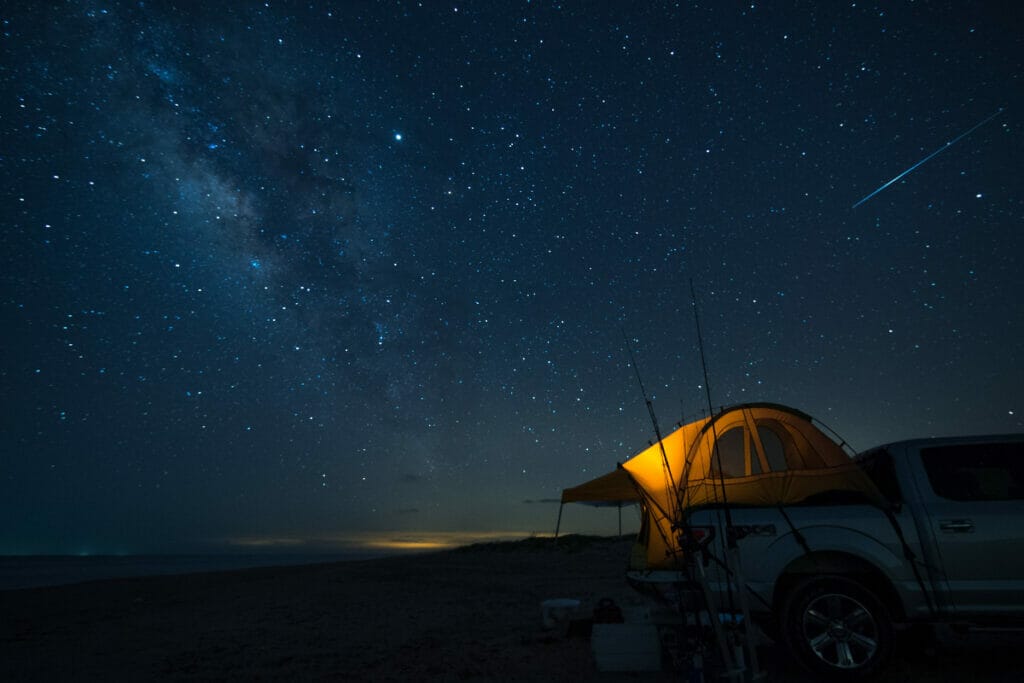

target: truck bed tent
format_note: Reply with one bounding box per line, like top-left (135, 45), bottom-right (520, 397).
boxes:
top-left (559, 403), bottom-right (885, 570)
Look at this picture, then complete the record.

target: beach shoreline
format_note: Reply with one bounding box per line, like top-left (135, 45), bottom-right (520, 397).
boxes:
top-left (2, 536), bottom-right (1020, 681)
top-left (0, 552), bottom-right (396, 592)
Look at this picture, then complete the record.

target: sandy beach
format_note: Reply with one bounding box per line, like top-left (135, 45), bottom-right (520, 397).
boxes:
top-left (2, 536), bottom-right (1020, 681)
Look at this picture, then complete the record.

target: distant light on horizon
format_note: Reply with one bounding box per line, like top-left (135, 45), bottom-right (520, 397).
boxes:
top-left (223, 531), bottom-right (555, 553)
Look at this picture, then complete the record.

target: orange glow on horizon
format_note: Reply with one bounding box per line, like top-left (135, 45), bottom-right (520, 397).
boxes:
top-left (224, 530), bottom-right (553, 552)
top-left (366, 540), bottom-right (452, 550)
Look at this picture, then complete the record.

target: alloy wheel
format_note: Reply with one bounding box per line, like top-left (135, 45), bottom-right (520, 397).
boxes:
top-left (800, 592), bottom-right (879, 669)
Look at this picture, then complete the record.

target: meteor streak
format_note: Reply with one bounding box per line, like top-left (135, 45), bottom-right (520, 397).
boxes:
top-left (852, 108), bottom-right (1004, 209)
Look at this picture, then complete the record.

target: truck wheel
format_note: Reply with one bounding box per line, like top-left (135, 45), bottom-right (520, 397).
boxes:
top-left (780, 575), bottom-right (893, 679)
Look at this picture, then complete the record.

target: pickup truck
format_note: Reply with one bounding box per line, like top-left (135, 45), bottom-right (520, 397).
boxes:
top-left (671, 433), bottom-right (1024, 678)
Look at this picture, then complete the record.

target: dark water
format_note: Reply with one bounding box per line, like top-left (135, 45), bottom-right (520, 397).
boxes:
top-left (0, 552), bottom-right (386, 591)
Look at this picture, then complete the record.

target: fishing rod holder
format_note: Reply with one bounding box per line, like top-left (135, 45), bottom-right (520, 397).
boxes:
top-left (673, 524), bottom-right (717, 554)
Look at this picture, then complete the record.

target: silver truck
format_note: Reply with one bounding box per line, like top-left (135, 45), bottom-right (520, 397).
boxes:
top-left (678, 433), bottom-right (1024, 677)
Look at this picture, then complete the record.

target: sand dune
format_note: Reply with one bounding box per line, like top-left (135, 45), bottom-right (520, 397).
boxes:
top-left (2, 536), bottom-right (1020, 681)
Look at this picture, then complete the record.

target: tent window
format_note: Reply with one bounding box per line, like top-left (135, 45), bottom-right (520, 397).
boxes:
top-left (758, 426), bottom-right (788, 472)
top-left (748, 436), bottom-right (762, 475)
top-left (711, 428), bottom-right (746, 478)
top-left (757, 419), bottom-right (806, 469)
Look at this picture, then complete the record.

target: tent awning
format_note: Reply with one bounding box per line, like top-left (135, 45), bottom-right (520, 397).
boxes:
top-left (560, 467), bottom-right (640, 506)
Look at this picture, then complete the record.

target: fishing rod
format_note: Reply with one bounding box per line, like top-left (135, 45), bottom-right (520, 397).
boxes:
top-left (621, 328), bottom-right (683, 518)
top-left (622, 326), bottom-right (739, 677)
top-left (689, 283), bottom-right (735, 526)
top-left (689, 279), bottom-right (737, 606)
top-left (690, 278), bottom-right (764, 682)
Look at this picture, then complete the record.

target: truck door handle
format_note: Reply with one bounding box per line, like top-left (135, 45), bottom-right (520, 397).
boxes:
top-left (939, 519), bottom-right (974, 533)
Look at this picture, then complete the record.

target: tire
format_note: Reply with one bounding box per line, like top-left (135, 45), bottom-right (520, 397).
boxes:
top-left (780, 575), bottom-right (894, 679)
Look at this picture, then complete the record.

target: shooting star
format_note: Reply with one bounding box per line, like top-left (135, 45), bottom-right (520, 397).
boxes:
top-left (852, 108), bottom-right (1005, 209)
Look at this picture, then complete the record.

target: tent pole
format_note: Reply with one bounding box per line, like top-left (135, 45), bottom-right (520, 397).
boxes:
top-left (554, 503), bottom-right (564, 538)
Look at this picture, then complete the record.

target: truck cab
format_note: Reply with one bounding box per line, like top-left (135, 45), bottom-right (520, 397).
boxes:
top-left (884, 434), bottom-right (1024, 617)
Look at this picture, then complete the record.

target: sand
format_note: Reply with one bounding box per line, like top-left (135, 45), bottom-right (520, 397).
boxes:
top-left (2, 536), bottom-right (1021, 681)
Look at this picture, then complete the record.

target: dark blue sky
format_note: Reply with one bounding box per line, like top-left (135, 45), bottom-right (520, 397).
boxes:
top-left (2, 2), bottom-right (1021, 554)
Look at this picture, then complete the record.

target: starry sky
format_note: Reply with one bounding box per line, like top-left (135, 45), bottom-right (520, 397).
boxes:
top-left (2, 2), bottom-right (1022, 555)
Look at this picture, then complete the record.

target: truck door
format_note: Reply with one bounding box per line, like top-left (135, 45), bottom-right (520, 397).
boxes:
top-left (915, 440), bottom-right (1024, 616)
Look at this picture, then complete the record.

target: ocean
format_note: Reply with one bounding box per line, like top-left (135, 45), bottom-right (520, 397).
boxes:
top-left (0, 552), bottom-right (387, 591)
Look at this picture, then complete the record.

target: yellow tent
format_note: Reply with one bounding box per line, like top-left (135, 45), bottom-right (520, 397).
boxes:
top-left (560, 403), bottom-right (884, 570)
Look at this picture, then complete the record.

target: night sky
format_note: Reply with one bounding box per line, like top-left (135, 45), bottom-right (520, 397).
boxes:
top-left (2, 2), bottom-right (1022, 555)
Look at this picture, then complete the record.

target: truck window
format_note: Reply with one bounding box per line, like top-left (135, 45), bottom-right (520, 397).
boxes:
top-left (856, 449), bottom-right (902, 503)
top-left (921, 442), bottom-right (1024, 501)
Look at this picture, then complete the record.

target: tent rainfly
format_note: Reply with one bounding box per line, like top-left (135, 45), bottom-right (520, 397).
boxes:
top-left (559, 403), bottom-right (884, 570)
